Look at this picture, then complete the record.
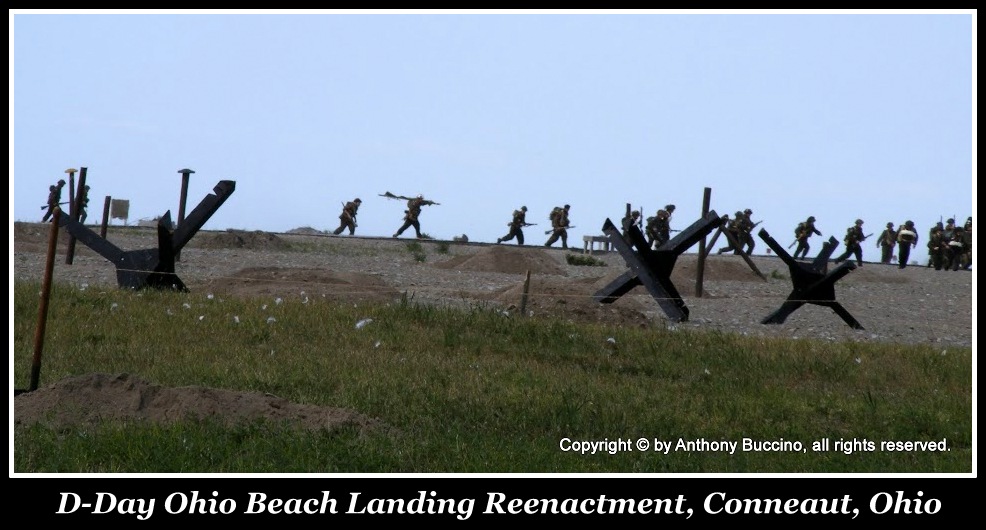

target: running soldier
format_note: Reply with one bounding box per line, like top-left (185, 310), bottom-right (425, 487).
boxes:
top-left (792, 216), bottom-right (822, 260)
top-left (645, 208), bottom-right (672, 249)
top-left (717, 211), bottom-right (746, 255)
top-left (333, 198), bottom-right (362, 235)
top-left (393, 195), bottom-right (437, 239)
top-left (41, 179), bottom-right (66, 223)
top-left (896, 220), bottom-right (918, 269)
top-left (544, 204), bottom-right (571, 248)
top-left (877, 222), bottom-right (897, 264)
top-left (834, 219), bottom-right (867, 267)
top-left (498, 206), bottom-right (531, 245)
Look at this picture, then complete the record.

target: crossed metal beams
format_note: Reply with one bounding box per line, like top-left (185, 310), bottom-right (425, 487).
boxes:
top-left (757, 228), bottom-right (863, 329)
top-left (594, 211), bottom-right (722, 323)
top-left (57, 180), bottom-right (235, 291)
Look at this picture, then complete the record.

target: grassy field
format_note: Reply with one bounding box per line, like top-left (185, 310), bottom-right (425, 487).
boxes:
top-left (12, 280), bottom-right (972, 473)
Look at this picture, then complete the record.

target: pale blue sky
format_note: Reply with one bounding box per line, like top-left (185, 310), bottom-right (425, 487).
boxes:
top-left (11, 11), bottom-right (975, 256)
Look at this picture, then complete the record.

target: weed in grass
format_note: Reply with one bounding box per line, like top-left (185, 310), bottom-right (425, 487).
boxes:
top-left (566, 254), bottom-right (608, 267)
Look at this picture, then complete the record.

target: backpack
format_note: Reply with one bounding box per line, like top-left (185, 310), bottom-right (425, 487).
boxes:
top-left (795, 222), bottom-right (806, 237)
top-left (549, 208), bottom-right (562, 222)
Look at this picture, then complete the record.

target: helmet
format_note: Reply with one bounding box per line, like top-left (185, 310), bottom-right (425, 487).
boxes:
top-left (947, 218), bottom-right (955, 224)
top-left (744, 209), bottom-right (752, 215)
top-left (855, 219), bottom-right (864, 225)
top-left (631, 210), bottom-right (639, 216)
top-left (905, 220), bottom-right (914, 227)
top-left (521, 206), bottom-right (528, 211)
top-left (564, 204), bottom-right (570, 210)
top-left (807, 216), bottom-right (816, 222)
top-left (354, 198), bottom-right (362, 203)
top-left (735, 211), bottom-right (744, 217)
top-left (887, 222), bottom-right (893, 228)
top-left (58, 179), bottom-right (65, 185)
top-left (665, 204), bottom-right (676, 212)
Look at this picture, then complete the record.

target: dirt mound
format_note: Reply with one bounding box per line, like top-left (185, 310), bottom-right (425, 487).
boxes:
top-left (433, 246), bottom-right (567, 276)
top-left (206, 266), bottom-right (399, 303)
top-left (493, 275), bottom-right (651, 327)
top-left (194, 229), bottom-right (291, 250)
top-left (286, 226), bottom-right (329, 235)
top-left (14, 373), bottom-right (387, 432)
top-left (672, 255), bottom-right (771, 283)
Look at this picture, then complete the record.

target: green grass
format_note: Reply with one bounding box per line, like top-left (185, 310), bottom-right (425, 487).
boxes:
top-left (13, 280), bottom-right (972, 473)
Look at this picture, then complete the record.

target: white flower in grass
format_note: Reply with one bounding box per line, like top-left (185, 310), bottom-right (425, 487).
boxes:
top-left (703, 368), bottom-right (711, 375)
top-left (166, 309), bottom-right (173, 316)
top-left (267, 316), bottom-right (276, 324)
top-left (606, 337), bottom-right (616, 344)
top-left (261, 304), bottom-right (267, 310)
top-left (207, 293), bottom-right (214, 300)
top-left (355, 318), bottom-right (373, 329)
top-left (80, 283), bottom-right (89, 291)
top-left (941, 349), bottom-right (947, 356)
top-left (233, 316), bottom-right (240, 324)
top-left (182, 303), bottom-right (191, 309)
top-left (275, 297), bottom-right (283, 305)
top-left (374, 341), bottom-right (381, 348)
top-left (854, 357), bottom-right (862, 364)
top-left (199, 315), bottom-right (205, 321)
top-left (110, 303), bottom-right (118, 311)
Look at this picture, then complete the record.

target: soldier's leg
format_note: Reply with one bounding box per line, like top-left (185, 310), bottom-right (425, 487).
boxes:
top-left (413, 221), bottom-right (422, 238)
top-left (545, 230), bottom-right (559, 247)
top-left (898, 245), bottom-right (909, 269)
top-left (348, 219), bottom-right (356, 235)
top-left (561, 230), bottom-right (568, 249)
top-left (517, 228), bottom-right (524, 246)
top-left (333, 221), bottom-right (346, 235)
top-left (394, 220), bottom-right (411, 237)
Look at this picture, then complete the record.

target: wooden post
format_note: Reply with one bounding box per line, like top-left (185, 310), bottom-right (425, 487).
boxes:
top-left (695, 187), bottom-right (711, 297)
top-left (66, 168), bottom-right (77, 218)
top-left (520, 269), bottom-right (532, 316)
top-left (29, 207), bottom-right (61, 392)
top-left (65, 167), bottom-right (86, 264)
top-left (100, 195), bottom-right (112, 239)
top-left (176, 168), bottom-right (195, 261)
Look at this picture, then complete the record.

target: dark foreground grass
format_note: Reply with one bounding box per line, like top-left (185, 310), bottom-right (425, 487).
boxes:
top-left (13, 281), bottom-right (972, 473)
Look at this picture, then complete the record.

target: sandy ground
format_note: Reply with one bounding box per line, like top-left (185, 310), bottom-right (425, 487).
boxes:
top-left (13, 222), bottom-right (974, 430)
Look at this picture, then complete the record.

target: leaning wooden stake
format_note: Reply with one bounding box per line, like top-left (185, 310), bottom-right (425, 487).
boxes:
top-left (520, 269), bottom-right (532, 316)
top-left (695, 187), bottom-right (712, 297)
top-left (29, 207), bottom-right (61, 393)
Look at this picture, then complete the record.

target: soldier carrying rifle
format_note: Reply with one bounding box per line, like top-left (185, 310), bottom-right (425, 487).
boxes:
top-left (497, 206), bottom-right (535, 245)
top-left (380, 191), bottom-right (439, 239)
top-left (544, 204), bottom-right (572, 249)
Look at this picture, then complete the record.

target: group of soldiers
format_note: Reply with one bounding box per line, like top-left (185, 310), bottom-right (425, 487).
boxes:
top-left (789, 215), bottom-right (973, 271)
top-left (329, 195), bottom-right (973, 271)
top-left (41, 179), bottom-right (90, 223)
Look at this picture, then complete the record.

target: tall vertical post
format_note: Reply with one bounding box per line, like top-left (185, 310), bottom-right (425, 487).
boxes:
top-left (100, 195), bottom-right (112, 239)
top-left (29, 207), bottom-right (61, 393)
top-left (176, 168), bottom-right (195, 261)
top-left (65, 167), bottom-right (87, 265)
top-left (65, 168), bottom-right (77, 218)
top-left (519, 269), bottom-right (532, 316)
top-left (695, 187), bottom-right (712, 297)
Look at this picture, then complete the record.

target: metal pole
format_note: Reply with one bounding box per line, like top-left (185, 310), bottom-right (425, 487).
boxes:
top-left (695, 187), bottom-right (712, 297)
top-left (100, 195), bottom-right (112, 239)
top-left (176, 168), bottom-right (195, 261)
top-left (520, 269), bottom-right (532, 316)
top-left (65, 167), bottom-right (86, 264)
top-left (29, 207), bottom-right (61, 392)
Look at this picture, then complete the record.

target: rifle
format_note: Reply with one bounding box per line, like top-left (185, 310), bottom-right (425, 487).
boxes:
top-left (379, 191), bottom-right (440, 205)
top-left (544, 226), bottom-right (575, 235)
top-left (788, 240), bottom-right (797, 249)
top-left (509, 222), bottom-right (537, 227)
top-left (41, 201), bottom-right (70, 210)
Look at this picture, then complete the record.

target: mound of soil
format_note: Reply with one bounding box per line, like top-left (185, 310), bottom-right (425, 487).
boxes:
top-left (205, 266), bottom-right (399, 303)
top-left (493, 275), bottom-right (651, 327)
top-left (286, 226), bottom-right (329, 235)
top-left (14, 373), bottom-right (387, 432)
top-left (433, 246), bottom-right (567, 276)
top-left (193, 229), bottom-right (291, 251)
